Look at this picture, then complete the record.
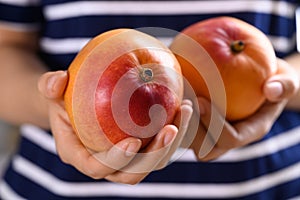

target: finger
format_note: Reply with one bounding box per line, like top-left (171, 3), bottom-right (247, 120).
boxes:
top-left (181, 106), bottom-right (200, 149)
top-left (196, 97), bottom-right (233, 149)
top-left (206, 100), bottom-right (287, 151)
top-left (50, 107), bottom-right (142, 179)
top-left (264, 58), bottom-right (299, 102)
top-left (197, 145), bottom-right (228, 161)
top-left (186, 114), bottom-right (224, 161)
top-left (90, 137), bottom-right (142, 174)
top-left (38, 70), bottom-right (68, 99)
top-left (128, 125), bottom-right (177, 172)
top-left (156, 100), bottom-right (193, 169)
top-left (191, 121), bottom-right (211, 157)
top-left (105, 125), bottom-right (177, 184)
top-left (197, 96), bottom-right (286, 151)
top-left (181, 99), bottom-right (193, 107)
top-left (233, 100), bottom-right (287, 146)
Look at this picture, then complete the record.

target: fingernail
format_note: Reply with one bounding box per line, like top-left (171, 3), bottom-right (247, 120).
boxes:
top-left (125, 140), bottom-right (141, 157)
top-left (266, 81), bottom-right (283, 99)
top-left (164, 131), bottom-right (175, 146)
top-left (47, 74), bottom-right (57, 92)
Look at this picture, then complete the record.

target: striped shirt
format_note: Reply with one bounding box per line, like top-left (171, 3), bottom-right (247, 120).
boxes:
top-left (1, 0), bottom-right (300, 199)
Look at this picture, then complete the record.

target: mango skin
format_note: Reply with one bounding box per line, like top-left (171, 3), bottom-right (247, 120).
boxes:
top-left (64, 29), bottom-right (183, 152)
top-left (171, 17), bottom-right (277, 121)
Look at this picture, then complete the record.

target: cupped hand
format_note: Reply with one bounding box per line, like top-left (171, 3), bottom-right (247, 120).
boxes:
top-left (38, 70), bottom-right (193, 184)
top-left (190, 58), bottom-right (299, 161)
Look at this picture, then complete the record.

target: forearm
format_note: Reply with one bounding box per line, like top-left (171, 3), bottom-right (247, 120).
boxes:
top-left (285, 53), bottom-right (300, 110)
top-left (0, 45), bottom-right (49, 128)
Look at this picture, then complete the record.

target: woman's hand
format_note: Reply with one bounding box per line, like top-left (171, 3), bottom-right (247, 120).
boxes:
top-left (38, 70), bottom-right (193, 184)
top-left (190, 58), bottom-right (299, 161)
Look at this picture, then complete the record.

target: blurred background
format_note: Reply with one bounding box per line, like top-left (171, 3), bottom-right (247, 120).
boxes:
top-left (0, 121), bottom-right (19, 177)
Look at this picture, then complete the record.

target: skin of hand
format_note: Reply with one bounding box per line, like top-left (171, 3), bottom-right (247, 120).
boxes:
top-left (189, 57), bottom-right (300, 161)
top-left (38, 71), bottom-right (193, 184)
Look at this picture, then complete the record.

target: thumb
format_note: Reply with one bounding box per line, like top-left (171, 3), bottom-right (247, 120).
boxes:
top-left (264, 59), bottom-right (299, 102)
top-left (38, 70), bottom-right (68, 99)
top-left (263, 80), bottom-right (283, 102)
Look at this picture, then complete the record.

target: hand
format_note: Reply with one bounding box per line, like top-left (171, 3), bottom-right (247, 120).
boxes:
top-left (38, 70), bottom-right (193, 184)
top-left (190, 58), bottom-right (299, 161)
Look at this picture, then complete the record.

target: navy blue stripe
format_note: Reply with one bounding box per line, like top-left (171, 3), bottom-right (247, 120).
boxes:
top-left (254, 110), bottom-right (300, 143)
top-left (4, 163), bottom-right (300, 200)
top-left (147, 141), bottom-right (300, 183)
top-left (4, 167), bottom-right (57, 199)
top-left (17, 137), bottom-right (99, 182)
top-left (41, 0), bottom-right (300, 6)
top-left (39, 52), bottom-right (76, 70)
top-left (15, 126), bottom-right (300, 184)
top-left (42, 13), bottom-right (295, 38)
top-left (243, 179), bottom-right (300, 200)
top-left (0, 3), bottom-right (43, 24)
top-left (271, 111), bottom-right (300, 134)
top-left (3, 166), bottom-right (111, 200)
top-left (276, 49), bottom-right (298, 58)
top-left (42, 15), bottom-right (217, 38)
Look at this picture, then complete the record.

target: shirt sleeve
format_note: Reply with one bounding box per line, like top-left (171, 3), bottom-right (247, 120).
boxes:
top-left (0, 0), bottom-right (43, 31)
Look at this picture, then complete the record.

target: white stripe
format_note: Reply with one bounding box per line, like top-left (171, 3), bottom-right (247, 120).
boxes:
top-left (41, 34), bottom-right (295, 55)
top-left (20, 123), bottom-right (197, 162)
top-left (40, 37), bottom-right (90, 54)
top-left (215, 126), bottom-right (300, 162)
top-left (20, 123), bottom-right (300, 163)
top-left (0, 181), bottom-right (26, 200)
top-left (269, 34), bottom-right (297, 53)
top-left (0, 0), bottom-right (39, 6)
top-left (44, 1), bottom-right (297, 20)
top-left (171, 148), bottom-right (197, 162)
top-left (11, 155), bottom-right (300, 198)
top-left (40, 36), bottom-right (173, 54)
top-left (289, 196), bottom-right (300, 200)
top-left (21, 124), bottom-right (57, 154)
top-left (296, 7), bottom-right (300, 52)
